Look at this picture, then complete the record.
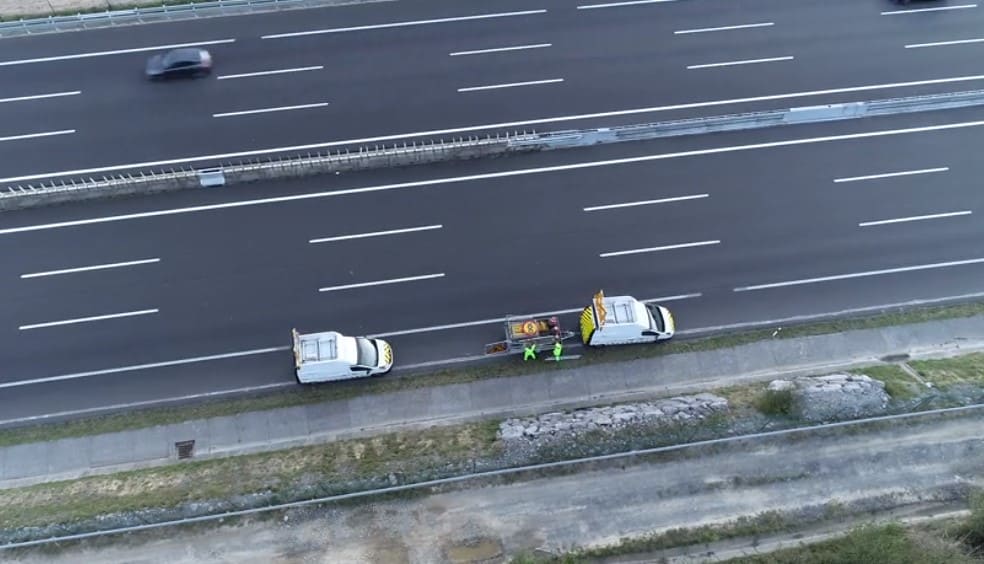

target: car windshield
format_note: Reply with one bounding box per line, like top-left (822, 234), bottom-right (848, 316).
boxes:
top-left (355, 338), bottom-right (378, 367)
top-left (646, 305), bottom-right (665, 332)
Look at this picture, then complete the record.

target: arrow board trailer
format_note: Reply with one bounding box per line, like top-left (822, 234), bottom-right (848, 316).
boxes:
top-left (292, 329), bottom-right (394, 384)
top-left (579, 291), bottom-right (675, 347)
top-left (484, 315), bottom-right (576, 355)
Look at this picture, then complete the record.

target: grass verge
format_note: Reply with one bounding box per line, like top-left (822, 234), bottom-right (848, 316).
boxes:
top-left (864, 364), bottom-right (922, 401)
top-left (0, 420), bottom-right (500, 530)
top-left (910, 353), bottom-right (984, 391)
top-left (3, 300), bottom-right (982, 448)
top-left (513, 513), bottom-right (981, 564)
top-left (723, 523), bottom-right (978, 564)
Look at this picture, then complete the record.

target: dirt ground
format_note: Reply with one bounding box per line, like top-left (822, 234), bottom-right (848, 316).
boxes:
top-left (9, 414), bottom-right (984, 564)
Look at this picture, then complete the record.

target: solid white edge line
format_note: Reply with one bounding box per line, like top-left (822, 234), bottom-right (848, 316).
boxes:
top-left (833, 167), bottom-right (949, 183)
top-left (688, 56), bottom-right (794, 70)
top-left (675, 22), bottom-right (774, 34)
top-left (858, 210), bottom-right (972, 227)
top-left (21, 258), bottom-right (160, 279)
top-left (1, 293), bottom-right (704, 391)
top-left (0, 382), bottom-right (295, 425)
top-left (883, 4), bottom-right (976, 15)
top-left (216, 66), bottom-right (324, 80)
top-left (450, 43), bottom-right (552, 56)
top-left (578, 0), bottom-right (676, 9)
top-left (309, 224), bottom-right (442, 243)
top-left (733, 257), bottom-right (984, 292)
top-left (680, 290), bottom-right (984, 336)
top-left (458, 78), bottom-right (564, 92)
top-left (8, 71), bottom-right (984, 185)
top-left (213, 102), bottom-right (329, 118)
top-left (368, 293), bottom-right (703, 338)
top-left (600, 240), bottom-right (721, 258)
top-left (906, 37), bottom-right (984, 48)
top-left (0, 91), bottom-right (81, 104)
top-left (318, 273), bottom-right (445, 292)
top-left (584, 193), bottom-right (708, 212)
top-left (262, 9), bottom-right (547, 39)
top-left (0, 39), bottom-right (236, 67)
top-left (5, 118), bottom-right (984, 236)
top-left (0, 347), bottom-right (289, 390)
top-left (19, 309), bottom-right (158, 331)
top-left (0, 129), bottom-right (74, 143)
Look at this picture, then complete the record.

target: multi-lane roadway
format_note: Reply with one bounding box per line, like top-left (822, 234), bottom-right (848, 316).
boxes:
top-left (1, 0), bottom-right (983, 183)
top-left (3, 105), bottom-right (984, 422)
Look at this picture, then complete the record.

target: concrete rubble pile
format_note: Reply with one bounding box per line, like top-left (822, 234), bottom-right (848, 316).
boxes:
top-left (498, 393), bottom-right (729, 443)
top-left (768, 372), bottom-right (890, 422)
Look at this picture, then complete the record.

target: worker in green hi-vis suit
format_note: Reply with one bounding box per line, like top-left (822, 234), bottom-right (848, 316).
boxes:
top-left (523, 343), bottom-right (537, 361)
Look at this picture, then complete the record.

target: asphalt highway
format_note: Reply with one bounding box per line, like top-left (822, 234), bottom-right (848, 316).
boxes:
top-left (2, 108), bottom-right (984, 422)
top-left (2, 0), bottom-right (984, 182)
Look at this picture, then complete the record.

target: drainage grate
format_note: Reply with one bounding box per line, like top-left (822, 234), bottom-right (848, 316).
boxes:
top-left (175, 440), bottom-right (195, 460)
top-left (881, 353), bottom-right (911, 363)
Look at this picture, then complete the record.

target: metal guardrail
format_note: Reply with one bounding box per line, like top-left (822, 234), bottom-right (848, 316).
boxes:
top-left (0, 132), bottom-right (538, 208)
top-left (0, 0), bottom-right (355, 37)
top-left (2, 401), bottom-right (981, 549)
top-left (3, 89), bottom-right (984, 210)
top-left (509, 88), bottom-right (984, 150)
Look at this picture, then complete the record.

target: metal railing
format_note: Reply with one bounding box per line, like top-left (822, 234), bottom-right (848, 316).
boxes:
top-left (0, 0), bottom-right (356, 37)
top-left (0, 131), bottom-right (539, 208)
top-left (2, 401), bottom-right (981, 549)
top-left (3, 89), bottom-right (984, 210)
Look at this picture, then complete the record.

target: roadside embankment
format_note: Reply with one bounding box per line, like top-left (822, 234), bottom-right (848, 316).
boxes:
top-left (4, 339), bottom-right (984, 553)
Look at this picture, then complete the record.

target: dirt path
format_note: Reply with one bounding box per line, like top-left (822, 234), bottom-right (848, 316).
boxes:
top-left (10, 415), bottom-right (984, 563)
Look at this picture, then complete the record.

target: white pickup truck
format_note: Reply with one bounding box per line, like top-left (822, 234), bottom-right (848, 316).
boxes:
top-left (291, 329), bottom-right (394, 384)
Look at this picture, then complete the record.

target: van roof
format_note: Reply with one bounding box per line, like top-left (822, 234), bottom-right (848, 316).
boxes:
top-left (298, 331), bottom-right (340, 362)
top-left (602, 296), bottom-right (646, 325)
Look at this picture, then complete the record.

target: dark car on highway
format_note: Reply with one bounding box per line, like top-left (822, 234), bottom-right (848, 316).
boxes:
top-left (145, 48), bottom-right (212, 80)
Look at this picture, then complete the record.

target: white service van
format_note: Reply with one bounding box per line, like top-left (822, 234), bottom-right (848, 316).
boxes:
top-left (291, 329), bottom-right (394, 384)
top-left (579, 290), bottom-right (675, 347)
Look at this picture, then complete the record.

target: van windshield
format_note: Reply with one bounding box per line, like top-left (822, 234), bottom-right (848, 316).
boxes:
top-left (356, 338), bottom-right (378, 367)
top-left (646, 305), bottom-right (665, 332)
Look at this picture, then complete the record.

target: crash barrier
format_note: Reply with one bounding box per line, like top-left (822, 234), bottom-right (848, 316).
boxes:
top-left (3, 89), bottom-right (984, 211)
top-left (0, 133), bottom-right (538, 210)
top-left (508, 89), bottom-right (984, 150)
top-left (0, 0), bottom-right (347, 37)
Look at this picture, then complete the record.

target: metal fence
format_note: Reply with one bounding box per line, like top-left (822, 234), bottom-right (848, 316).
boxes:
top-left (0, 131), bottom-right (538, 209)
top-left (0, 0), bottom-right (354, 37)
top-left (511, 88), bottom-right (984, 150)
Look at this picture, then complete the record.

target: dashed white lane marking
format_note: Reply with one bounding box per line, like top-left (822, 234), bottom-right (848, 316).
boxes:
top-left (450, 44), bottom-right (552, 56)
top-left (834, 167), bottom-right (949, 183)
top-left (20, 258), bottom-right (160, 279)
top-left (584, 194), bottom-right (708, 212)
top-left (309, 225), bottom-right (442, 244)
top-left (19, 309), bottom-right (158, 331)
top-left (688, 56), bottom-right (794, 70)
top-left (458, 78), bottom-right (564, 92)
top-left (262, 10), bottom-right (547, 39)
top-left (213, 102), bottom-right (329, 118)
top-left (0, 39), bottom-right (235, 67)
top-left (734, 257), bottom-right (984, 292)
top-left (858, 210), bottom-right (972, 227)
top-left (600, 240), bottom-right (721, 258)
top-left (217, 66), bottom-right (323, 80)
top-left (318, 273), bottom-right (446, 293)
top-left (675, 22), bottom-right (774, 34)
